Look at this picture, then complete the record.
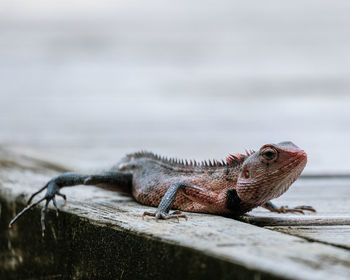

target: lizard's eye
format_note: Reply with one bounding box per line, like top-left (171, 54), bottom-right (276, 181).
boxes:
top-left (260, 147), bottom-right (278, 162)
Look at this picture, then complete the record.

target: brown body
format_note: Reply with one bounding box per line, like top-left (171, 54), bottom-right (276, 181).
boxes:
top-left (118, 154), bottom-right (240, 214)
top-left (116, 141), bottom-right (308, 215)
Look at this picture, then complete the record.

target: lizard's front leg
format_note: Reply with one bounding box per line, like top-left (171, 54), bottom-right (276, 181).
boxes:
top-left (262, 201), bottom-right (316, 214)
top-left (142, 182), bottom-right (218, 221)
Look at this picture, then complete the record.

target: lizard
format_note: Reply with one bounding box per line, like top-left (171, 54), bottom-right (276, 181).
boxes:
top-left (9, 141), bottom-right (316, 236)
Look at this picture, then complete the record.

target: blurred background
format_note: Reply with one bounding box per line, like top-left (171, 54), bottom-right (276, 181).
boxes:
top-left (0, 0), bottom-right (349, 173)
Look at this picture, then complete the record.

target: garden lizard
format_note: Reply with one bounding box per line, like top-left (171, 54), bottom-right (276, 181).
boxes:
top-left (9, 141), bottom-right (316, 236)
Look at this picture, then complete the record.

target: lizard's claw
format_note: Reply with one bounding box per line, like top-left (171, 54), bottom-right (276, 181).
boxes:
top-left (292, 205), bottom-right (317, 213)
top-left (274, 205), bottom-right (317, 215)
top-left (56, 191), bottom-right (67, 205)
top-left (8, 180), bottom-right (67, 236)
top-left (142, 210), bottom-right (188, 222)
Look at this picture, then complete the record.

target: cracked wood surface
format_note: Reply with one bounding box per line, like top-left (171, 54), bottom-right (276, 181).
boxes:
top-left (1, 148), bottom-right (350, 280)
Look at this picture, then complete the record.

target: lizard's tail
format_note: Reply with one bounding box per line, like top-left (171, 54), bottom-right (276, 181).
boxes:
top-left (83, 171), bottom-right (133, 194)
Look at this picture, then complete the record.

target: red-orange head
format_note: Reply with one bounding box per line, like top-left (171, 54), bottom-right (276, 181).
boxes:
top-left (235, 141), bottom-right (307, 207)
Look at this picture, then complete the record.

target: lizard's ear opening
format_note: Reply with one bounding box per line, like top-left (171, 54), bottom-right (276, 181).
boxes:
top-left (243, 166), bottom-right (250, 179)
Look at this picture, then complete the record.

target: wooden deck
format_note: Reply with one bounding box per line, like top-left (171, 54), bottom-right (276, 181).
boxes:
top-left (1, 148), bottom-right (350, 280)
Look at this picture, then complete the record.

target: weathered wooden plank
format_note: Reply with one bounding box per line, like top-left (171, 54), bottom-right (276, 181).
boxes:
top-left (244, 177), bottom-right (350, 226)
top-left (2, 148), bottom-right (350, 280)
top-left (240, 215), bottom-right (350, 227)
top-left (301, 174), bottom-right (350, 179)
top-left (266, 226), bottom-right (350, 250)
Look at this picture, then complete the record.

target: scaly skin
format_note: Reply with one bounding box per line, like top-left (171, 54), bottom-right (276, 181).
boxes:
top-left (9, 141), bottom-right (316, 236)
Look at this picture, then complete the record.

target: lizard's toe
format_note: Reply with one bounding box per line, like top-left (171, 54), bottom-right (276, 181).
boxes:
top-left (158, 211), bottom-right (188, 221)
top-left (284, 208), bottom-right (305, 214)
top-left (293, 205), bottom-right (317, 213)
top-left (142, 211), bottom-right (155, 219)
top-left (142, 210), bottom-right (188, 221)
top-left (277, 205), bottom-right (317, 215)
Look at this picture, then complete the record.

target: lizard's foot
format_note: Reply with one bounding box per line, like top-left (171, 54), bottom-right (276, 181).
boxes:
top-left (9, 172), bottom-right (132, 236)
top-left (9, 180), bottom-right (66, 236)
top-left (142, 210), bottom-right (188, 222)
top-left (272, 205), bottom-right (316, 215)
top-left (263, 201), bottom-right (316, 215)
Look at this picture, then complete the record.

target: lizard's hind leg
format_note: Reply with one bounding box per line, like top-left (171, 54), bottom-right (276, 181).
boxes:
top-left (9, 171), bottom-right (132, 236)
top-left (9, 172), bottom-right (89, 235)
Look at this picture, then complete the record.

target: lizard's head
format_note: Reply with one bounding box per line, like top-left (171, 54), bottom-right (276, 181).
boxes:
top-left (235, 141), bottom-right (307, 207)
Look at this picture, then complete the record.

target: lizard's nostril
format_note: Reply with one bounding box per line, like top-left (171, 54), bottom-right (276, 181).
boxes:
top-left (300, 150), bottom-right (307, 160)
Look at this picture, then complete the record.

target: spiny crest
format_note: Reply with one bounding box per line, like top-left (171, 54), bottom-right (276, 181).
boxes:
top-left (245, 149), bottom-right (255, 156)
top-left (226, 153), bottom-right (246, 166)
top-left (130, 150), bottom-right (249, 168)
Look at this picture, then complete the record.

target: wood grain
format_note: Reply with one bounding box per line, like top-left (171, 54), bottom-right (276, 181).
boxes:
top-left (2, 148), bottom-right (350, 280)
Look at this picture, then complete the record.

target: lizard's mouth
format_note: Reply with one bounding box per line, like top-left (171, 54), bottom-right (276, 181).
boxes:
top-left (272, 151), bottom-right (307, 176)
top-left (263, 152), bottom-right (307, 199)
